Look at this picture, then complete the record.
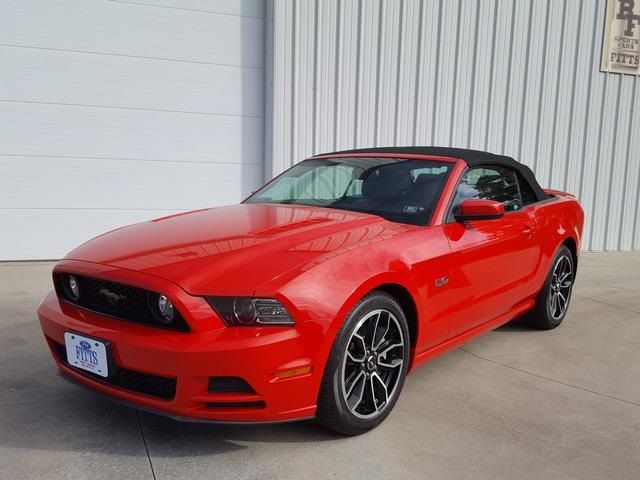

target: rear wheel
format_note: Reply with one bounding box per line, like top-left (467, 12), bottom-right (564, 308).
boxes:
top-left (316, 292), bottom-right (410, 435)
top-left (522, 245), bottom-right (574, 330)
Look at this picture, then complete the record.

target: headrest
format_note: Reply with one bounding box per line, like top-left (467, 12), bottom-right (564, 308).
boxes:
top-left (412, 172), bottom-right (445, 189)
top-left (361, 167), bottom-right (412, 198)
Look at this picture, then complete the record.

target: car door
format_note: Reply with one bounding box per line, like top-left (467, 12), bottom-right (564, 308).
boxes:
top-left (443, 165), bottom-right (540, 336)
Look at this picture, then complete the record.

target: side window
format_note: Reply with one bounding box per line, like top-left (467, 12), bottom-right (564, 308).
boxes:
top-left (450, 166), bottom-right (523, 217)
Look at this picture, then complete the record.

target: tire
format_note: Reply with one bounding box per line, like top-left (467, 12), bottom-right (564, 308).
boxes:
top-left (316, 291), bottom-right (410, 436)
top-left (522, 244), bottom-right (575, 330)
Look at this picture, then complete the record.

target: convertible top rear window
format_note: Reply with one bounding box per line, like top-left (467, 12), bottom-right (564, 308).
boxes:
top-left (245, 157), bottom-right (453, 226)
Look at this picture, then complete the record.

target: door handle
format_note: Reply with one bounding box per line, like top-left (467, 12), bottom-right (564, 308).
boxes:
top-left (521, 225), bottom-right (535, 238)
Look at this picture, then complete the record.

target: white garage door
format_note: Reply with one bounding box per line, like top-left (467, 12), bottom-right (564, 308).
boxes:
top-left (0, 0), bottom-right (265, 260)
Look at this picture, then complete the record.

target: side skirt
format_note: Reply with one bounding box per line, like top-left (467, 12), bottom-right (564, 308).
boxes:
top-left (409, 299), bottom-right (535, 371)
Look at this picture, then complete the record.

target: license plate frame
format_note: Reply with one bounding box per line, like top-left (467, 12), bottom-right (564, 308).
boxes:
top-left (64, 332), bottom-right (114, 378)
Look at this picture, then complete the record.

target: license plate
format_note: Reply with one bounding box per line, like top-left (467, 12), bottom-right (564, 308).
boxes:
top-left (64, 332), bottom-right (109, 378)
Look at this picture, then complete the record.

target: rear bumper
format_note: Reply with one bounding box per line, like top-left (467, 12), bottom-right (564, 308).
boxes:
top-left (38, 290), bottom-right (322, 423)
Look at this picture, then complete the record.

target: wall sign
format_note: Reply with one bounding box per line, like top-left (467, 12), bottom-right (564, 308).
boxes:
top-left (601, 0), bottom-right (640, 74)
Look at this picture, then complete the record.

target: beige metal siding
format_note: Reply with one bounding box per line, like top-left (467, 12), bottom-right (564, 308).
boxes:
top-left (267, 0), bottom-right (640, 251)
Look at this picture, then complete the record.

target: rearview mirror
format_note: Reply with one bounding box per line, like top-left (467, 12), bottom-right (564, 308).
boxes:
top-left (454, 199), bottom-right (505, 221)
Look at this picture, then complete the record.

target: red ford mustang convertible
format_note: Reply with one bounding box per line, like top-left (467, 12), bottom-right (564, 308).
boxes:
top-left (39, 147), bottom-right (584, 435)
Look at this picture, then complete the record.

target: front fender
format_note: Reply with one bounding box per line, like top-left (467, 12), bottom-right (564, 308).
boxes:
top-left (255, 250), bottom-right (423, 403)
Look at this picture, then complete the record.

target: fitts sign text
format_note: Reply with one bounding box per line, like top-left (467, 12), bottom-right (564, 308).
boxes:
top-left (601, 0), bottom-right (640, 74)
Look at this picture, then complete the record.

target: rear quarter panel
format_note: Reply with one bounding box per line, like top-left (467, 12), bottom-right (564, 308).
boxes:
top-left (527, 195), bottom-right (584, 298)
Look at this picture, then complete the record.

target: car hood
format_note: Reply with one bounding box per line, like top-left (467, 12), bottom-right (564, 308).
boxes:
top-left (66, 203), bottom-right (408, 294)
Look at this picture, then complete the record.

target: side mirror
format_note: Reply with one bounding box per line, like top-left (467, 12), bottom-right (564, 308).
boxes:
top-left (454, 199), bottom-right (505, 221)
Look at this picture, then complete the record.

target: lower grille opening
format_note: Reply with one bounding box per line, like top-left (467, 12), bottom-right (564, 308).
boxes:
top-left (208, 376), bottom-right (256, 394)
top-left (206, 401), bottom-right (266, 409)
top-left (49, 338), bottom-right (177, 401)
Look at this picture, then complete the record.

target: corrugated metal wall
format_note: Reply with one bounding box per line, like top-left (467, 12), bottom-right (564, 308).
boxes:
top-left (266, 0), bottom-right (640, 251)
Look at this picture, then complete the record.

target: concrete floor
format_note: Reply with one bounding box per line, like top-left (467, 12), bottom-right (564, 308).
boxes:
top-left (0, 253), bottom-right (639, 480)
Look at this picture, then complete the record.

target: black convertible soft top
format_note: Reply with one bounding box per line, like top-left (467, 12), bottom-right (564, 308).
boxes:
top-left (314, 146), bottom-right (550, 202)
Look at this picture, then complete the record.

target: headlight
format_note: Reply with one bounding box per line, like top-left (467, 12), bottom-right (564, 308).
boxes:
top-left (233, 298), bottom-right (257, 325)
top-left (206, 297), bottom-right (294, 326)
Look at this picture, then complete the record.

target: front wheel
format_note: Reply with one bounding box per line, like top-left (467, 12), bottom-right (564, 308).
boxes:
top-left (316, 292), bottom-right (410, 435)
top-left (522, 244), bottom-right (575, 330)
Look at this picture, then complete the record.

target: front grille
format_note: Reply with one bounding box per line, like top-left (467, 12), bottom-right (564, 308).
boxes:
top-left (54, 273), bottom-right (190, 332)
top-left (50, 338), bottom-right (177, 400)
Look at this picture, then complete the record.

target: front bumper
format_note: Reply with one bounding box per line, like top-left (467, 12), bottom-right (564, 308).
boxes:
top-left (38, 289), bottom-right (322, 423)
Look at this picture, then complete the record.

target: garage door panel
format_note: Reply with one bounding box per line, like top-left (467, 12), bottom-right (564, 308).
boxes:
top-left (1, 136), bottom-right (262, 164)
top-left (0, 157), bottom-right (262, 210)
top-left (1, 0), bottom-right (264, 259)
top-left (3, 82), bottom-right (260, 117)
top-left (3, 1), bottom-right (265, 43)
top-left (2, 125), bottom-right (263, 162)
top-left (9, 0), bottom-right (265, 19)
top-left (3, 1), bottom-right (264, 68)
top-left (1, 48), bottom-right (262, 117)
top-left (1, 134), bottom-right (263, 163)
top-left (0, 105), bottom-right (263, 163)
top-left (107, 0), bottom-right (265, 18)
top-left (1, 46), bottom-right (257, 88)
top-left (1, 62), bottom-right (262, 117)
top-left (1, 103), bottom-right (262, 144)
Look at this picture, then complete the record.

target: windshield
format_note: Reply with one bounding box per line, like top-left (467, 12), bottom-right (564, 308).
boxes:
top-left (245, 157), bottom-right (453, 226)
